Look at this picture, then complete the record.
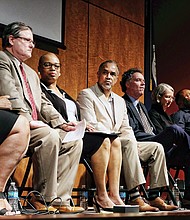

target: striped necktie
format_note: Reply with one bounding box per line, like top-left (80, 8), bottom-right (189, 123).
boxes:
top-left (137, 103), bottom-right (154, 135)
top-left (20, 63), bottom-right (38, 120)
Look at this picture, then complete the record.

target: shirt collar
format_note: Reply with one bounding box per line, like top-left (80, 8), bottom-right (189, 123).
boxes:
top-left (14, 58), bottom-right (21, 66)
top-left (128, 95), bottom-right (139, 108)
top-left (40, 82), bottom-right (66, 97)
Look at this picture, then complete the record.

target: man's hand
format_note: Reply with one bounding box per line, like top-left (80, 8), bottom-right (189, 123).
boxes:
top-left (0, 95), bottom-right (12, 110)
top-left (59, 122), bottom-right (77, 132)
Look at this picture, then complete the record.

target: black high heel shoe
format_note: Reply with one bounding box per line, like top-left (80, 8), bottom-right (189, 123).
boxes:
top-left (0, 192), bottom-right (8, 215)
top-left (93, 196), bottom-right (113, 213)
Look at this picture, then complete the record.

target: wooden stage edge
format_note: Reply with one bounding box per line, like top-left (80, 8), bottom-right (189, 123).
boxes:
top-left (2, 210), bottom-right (190, 220)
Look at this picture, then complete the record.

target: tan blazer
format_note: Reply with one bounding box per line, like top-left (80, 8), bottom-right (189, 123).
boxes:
top-left (0, 50), bottom-right (65, 127)
top-left (77, 83), bottom-right (136, 140)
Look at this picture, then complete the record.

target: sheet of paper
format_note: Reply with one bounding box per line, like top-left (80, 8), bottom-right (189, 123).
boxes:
top-left (62, 119), bottom-right (86, 143)
top-left (85, 131), bottom-right (121, 136)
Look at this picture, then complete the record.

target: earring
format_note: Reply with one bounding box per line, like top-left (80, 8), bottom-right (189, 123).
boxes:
top-left (157, 99), bottom-right (160, 103)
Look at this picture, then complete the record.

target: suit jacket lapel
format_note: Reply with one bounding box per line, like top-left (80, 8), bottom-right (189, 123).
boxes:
top-left (124, 94), bottom-right (144, 126)
top-left (94, 84), bottom-right (115, 124)
top-left (11, 60), bottom-right (31, 103)
top-left (112, 94), bottom-right (121, 129)
top-left (123, 94), bottom-right (156, 131)
top-left (129, 101), bottom-right (144, 125)
top-left (60, 87), bottom-right (81, 121)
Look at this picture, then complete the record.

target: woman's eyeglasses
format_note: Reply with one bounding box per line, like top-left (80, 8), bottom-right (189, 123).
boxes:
top-left (42, 62), bottom-right (61, 69)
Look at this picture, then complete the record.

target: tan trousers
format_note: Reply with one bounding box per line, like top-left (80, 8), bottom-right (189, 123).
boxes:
top-left (30, 126), bottom-right (82, 205)
top-left (121, 138), bottom-right (168, 191)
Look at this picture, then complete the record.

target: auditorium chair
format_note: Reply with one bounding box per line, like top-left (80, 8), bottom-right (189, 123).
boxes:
top-left (141, 161), bottom-right (184, 206)
top-left (167, 165), bottom-right (185, 202)
top-left (77, 155), bottom-right (96, 206)
top-left (10, 151), bottom-right (33, 198)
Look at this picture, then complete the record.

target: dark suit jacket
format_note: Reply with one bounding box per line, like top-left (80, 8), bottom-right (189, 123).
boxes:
top-left (149, 104), bottom-right (173, 134)
top-left (122, 94), bottom-right (155, 141)
top-left (172, 109), bottom-right (190, 136)
top-left (123, 94), bottom-right (190, 167)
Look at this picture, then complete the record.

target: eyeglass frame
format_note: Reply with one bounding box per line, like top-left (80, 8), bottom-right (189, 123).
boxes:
top-left (16, 36), bottom-right (35, 46)
top-left (42, 62), bottom-right (61, 69)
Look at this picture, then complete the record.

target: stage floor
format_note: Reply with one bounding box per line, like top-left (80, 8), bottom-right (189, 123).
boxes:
top-left (2, 207), bottom-right (190, 220)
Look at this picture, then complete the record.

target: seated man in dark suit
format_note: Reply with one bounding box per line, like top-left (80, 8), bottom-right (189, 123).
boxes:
top-left (120, 68), bottom-right (190, 208)
top-left (173, 88), bottom-right (190, 136)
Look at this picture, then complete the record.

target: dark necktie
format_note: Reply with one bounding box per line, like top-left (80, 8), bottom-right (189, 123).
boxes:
top-left (20, 64), bottom-right (38, 120)
top-left (137, 103), bottom-right (154, 135)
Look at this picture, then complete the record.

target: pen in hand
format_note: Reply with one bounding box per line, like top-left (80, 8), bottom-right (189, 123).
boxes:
top-left (8, 97), bottom-right (18, 100)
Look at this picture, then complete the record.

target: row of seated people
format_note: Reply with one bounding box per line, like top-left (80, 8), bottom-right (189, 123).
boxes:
top-left (120, 69), bottom-right (190, 209)
top-left (0, 22), bottom-right (84, 215)
top-left (0, 21), bottom-right (189, 215)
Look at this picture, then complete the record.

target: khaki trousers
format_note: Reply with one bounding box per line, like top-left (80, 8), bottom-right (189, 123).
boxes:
top-left (30, 126), bottom-right (82, 205)
top-left (121, 138), bottom-right (168, 191)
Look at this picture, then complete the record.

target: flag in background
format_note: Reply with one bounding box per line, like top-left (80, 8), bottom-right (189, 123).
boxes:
top-left (151, 44), bottom-right (157, 87)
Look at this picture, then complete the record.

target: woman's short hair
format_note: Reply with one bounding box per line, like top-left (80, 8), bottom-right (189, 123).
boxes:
top-left (151, 83), bottom-right (174, 104)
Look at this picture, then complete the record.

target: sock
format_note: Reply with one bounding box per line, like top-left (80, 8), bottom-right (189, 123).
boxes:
top-left (148, 188), bottom-right (160, 201)
top-left (129, 187), bottom-right (140, 201)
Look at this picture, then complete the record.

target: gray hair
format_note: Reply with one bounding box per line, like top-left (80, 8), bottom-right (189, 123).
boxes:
top-left (151, 83), bottom-right (174, 104)
top-left (98, 60), bottom-right (119, 74)
top-left (2, 22), bottom-right (33, 48)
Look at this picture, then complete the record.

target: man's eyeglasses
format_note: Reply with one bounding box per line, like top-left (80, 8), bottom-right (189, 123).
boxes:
top-left (42, 62), bottom-right (61, 69)
top-left (16, 36), bottom-right (35, 46)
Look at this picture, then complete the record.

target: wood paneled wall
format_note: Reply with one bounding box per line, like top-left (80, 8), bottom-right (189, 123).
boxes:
top-left (0, 0), bottom-right (145, 99)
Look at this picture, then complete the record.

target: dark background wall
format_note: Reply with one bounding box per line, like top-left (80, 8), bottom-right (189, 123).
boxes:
top-left (153, 0), bottom-right (190, 114)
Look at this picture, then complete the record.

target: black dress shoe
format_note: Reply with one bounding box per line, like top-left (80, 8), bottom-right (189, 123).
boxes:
top-left (93, 196), bottom-right (113, 213)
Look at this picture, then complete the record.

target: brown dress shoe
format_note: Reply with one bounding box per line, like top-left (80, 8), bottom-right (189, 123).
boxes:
top-left (129, 197), bottom-right (159, 212)
top-left (53, 205), bottom-right (84, 214)
top-left (149, 197), bottom-right (178, 211)
top-left (30, 196), bottom-right (57, 212)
